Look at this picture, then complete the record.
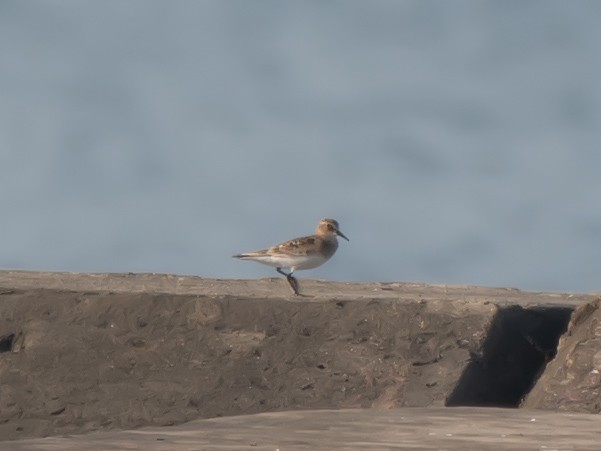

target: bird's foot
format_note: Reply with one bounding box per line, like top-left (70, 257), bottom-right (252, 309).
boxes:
top-left (286, 274), bottom-right (300, 296)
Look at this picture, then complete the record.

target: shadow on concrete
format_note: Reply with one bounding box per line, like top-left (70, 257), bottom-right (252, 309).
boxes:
top-left (446, 305), bottom-right (573, 407)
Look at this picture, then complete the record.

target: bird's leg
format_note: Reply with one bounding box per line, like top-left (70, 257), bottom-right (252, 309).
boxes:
top-left (286, 273), bottom-right (300, 296)
top-left (276, 268), bottom-right (300, 295)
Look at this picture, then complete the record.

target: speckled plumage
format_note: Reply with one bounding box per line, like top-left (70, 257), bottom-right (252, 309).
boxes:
top-left (233, 218), bottom-right (349, 295)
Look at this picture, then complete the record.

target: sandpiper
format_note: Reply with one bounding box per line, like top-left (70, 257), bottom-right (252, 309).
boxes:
top-left (233, 218), bottom-right (349, 295)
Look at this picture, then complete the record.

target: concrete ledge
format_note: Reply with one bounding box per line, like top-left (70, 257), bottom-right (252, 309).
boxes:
top-left (7, 407), bottom-right (601, 451)
top-left (0, 270), bottom-right (599, 445)
top-left (0, 269), bottom-right (595, 304)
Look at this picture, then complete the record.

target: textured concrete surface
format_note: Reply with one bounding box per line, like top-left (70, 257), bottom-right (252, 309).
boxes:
top-left (1, 270), bottom-right (599, 449)
top-left (6, 407), bottom-right (601, 451)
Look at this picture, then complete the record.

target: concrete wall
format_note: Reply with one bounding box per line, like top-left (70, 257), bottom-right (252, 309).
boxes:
top-left (0, 270), bottom-right (598, 440)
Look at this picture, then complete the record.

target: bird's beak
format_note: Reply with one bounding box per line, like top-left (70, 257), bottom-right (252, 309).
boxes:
top-left (337, 230), bottom-right (349, 241)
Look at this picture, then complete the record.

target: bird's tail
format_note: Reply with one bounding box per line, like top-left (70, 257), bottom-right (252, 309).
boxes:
top-left (232, 252), bottom-right (262, 259)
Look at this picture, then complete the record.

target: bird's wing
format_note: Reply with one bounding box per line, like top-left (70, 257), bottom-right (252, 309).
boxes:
top-left (269, 235), bottom-right (320, 257)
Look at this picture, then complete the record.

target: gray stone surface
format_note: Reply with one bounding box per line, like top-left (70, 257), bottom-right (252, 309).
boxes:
top-left (6, 407), bottom-right (601, 451)
top-left (1, 270), bottom-right (599, 448)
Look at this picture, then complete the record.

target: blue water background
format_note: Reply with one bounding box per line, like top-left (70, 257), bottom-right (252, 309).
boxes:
top-left (1, 1), bottom-right (601, 292)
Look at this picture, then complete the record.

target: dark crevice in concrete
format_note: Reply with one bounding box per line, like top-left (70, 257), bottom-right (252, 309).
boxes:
top-left (446, 306), bottom-right (573, 407)
top-left (0, 333), bottom-right (15, 353)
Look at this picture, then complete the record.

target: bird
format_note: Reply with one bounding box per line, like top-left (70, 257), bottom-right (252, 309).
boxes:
top-left (233, 218), bottom-right (349, 295)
